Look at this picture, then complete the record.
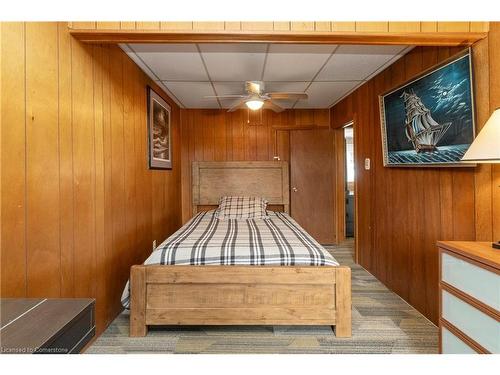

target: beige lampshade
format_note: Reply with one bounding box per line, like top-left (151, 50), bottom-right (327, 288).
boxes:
top-left (461, 108), bottom-right (500, 163)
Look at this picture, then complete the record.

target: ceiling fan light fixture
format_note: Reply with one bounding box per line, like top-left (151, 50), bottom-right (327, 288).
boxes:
top-left (245, 99), bottom-right (264, 111)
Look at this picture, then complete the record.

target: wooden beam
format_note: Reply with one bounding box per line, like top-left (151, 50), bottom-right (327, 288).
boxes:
top-left (69, 29), bottom-right (486, 46)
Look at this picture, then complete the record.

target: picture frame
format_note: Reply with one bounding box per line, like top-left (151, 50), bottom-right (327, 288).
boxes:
top-left (379, 48), bottom-right (476, 167)
top-left (147, 86), bottom-right (172, 170)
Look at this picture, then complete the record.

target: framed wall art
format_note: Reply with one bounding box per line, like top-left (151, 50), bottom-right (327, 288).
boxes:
top-left (379, 48), bottom-right (476, 167)
top-left (147, 86), bottom-right (172, 170)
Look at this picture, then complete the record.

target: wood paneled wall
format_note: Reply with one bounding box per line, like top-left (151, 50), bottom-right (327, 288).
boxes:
top-left (179, 109), bottom-right (330, 223)
top-left (331, 35), bottom-right (500, 324)
top-left (0, 22), bottom-right (182, 335)
top-left (69, 21), bottom-right (489, 33)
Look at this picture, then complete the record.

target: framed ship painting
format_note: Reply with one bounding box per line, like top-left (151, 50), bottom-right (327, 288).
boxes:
top-left (379, 48), bottom-right (476, 167)
top-left (147, 86), bottom-right (172, 169)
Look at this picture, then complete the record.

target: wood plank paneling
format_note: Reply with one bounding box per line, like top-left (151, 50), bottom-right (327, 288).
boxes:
top-left (180, 109), bottom-right (331, 223)
top-left (71, 22), bottom-right (96, 29)
top-left (224, 22), bottom-right (241, 31)
top-left (71, 35), bottom-right (97, 301)
top-left (96, 22), bottom-right (120, 30)
top-left (69, 21), bottom-right (487, 33)
top-left (1, 22), bottom-right (27, 297)
top-left (57, 22), bottom-right (75, 298)
top-left (25, 22), bottom-right (60, 297)
top-left (241, 22), bottom-right (274, 31)
top-left (109, 46), bottom-right (127, 318)
top-left (331, 22), bottom-right (356, 32)
top-left (101, 45), bottom-right (115, 323)
top-left (160, 22), bottom-right (193, 31)
top-left (273, 22), bottom-right (290, 31)
top-left (355, 22), bottom-right (389, 33)
top-left (470, 22), bottom-right (489, 32)
top-left (291, 22), bottom-right (315, 32)
top-left (123, 56), bottom-right (138, 283)
top-left (419, 47), bottom-right (442, 321)
top-left (389, 22), bottom-right (421, 33)
top-left (472, 38), bottom-right (492, 241)
top-left (489, 24), bottom-right (500, 243)
top-left (120, 22), bottom-right (136, 30)
top-left (0, 23), bottom-right (182, 337)
top-left (193, 22), bottom-right (225, 31)
top-left (331, 37), bottom-right (499, 324)
top-left (92, 44), bottom-right (106, 333)
top-left (315, 22), bottom-right (331, 32)
top-left (135, 22), bottom-right (160, 30)
top-left (420, 22), bottom-right (438, 32)
top-left (438, 22), bottom-right (470, 32)
top-left (403, 48), bottom-right (426, 315)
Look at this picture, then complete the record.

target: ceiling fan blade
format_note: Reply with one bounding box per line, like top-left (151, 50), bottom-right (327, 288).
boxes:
top-left (246, 81), bottom-right (262, 95)
top-left (227, 99), bottom-right (248, 112)
top-left (263, 100), bottom-right (285, 113)
top-left (203, 95), bottom-right (247, 99)
top-left (267, 92), bottom-right (308, 100)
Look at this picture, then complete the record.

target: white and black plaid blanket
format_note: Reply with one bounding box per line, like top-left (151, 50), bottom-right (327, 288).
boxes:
top-left (121, 210), bottom-right (338, 308)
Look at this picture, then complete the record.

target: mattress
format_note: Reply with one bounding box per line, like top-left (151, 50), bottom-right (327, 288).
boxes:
top-left (121, 210), bottom-right (339, 308)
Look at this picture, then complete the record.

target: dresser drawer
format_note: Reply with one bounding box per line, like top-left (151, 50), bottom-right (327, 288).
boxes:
top-left (441, 327), bottom-right (478, 354)
top-left (442, 290), bottom-right (500, 353)
top-left (442, 251), bottom-right (500, 311)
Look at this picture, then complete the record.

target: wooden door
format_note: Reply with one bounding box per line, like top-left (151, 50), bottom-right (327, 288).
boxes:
top-left (290, 129), bottom-right (335, 244)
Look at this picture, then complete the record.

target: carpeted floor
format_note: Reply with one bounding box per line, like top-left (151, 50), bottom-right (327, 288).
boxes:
top-left (87, 240), bottom-right (438, 354)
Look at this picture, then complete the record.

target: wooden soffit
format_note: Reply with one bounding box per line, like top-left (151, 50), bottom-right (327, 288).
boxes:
top-left (69, 29), bottom-right (486, 46)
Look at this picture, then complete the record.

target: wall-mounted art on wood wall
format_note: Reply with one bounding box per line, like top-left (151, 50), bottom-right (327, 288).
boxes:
top-left (147, 86), bottom-right (172, 169)
top-left (379, 48), bottom-right (476, 167)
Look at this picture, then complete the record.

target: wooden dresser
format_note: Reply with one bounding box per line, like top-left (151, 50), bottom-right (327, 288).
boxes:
top-left (437, 241), bottom-right (500, 354)
top-left (0, 298), bottom-right (95, 354)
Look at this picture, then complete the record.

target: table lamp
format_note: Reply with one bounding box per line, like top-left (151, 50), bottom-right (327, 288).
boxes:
top-left (461, 108), bottom-right (500, 249)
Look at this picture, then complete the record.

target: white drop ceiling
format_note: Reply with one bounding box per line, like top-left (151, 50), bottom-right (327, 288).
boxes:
top-left (121, 43), bottom-right (412, 109)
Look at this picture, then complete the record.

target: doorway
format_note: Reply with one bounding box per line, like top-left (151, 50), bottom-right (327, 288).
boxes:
top-left (334, 120), bottom-right (358, 260)
top-left (344, 125), bottom-right (355, 238)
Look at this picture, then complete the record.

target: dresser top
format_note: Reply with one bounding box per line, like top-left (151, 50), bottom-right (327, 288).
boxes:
top-left (0, 298), bottom-right (94, 353)
top-left (438, 241), bottom-right (500, 270)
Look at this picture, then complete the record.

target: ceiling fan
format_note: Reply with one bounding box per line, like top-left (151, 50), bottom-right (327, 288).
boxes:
top-left (204, 81), bottom-right (308, 113)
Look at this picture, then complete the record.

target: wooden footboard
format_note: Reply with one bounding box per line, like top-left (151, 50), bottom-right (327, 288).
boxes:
top-left (130, 265), bottom-right (351, 337)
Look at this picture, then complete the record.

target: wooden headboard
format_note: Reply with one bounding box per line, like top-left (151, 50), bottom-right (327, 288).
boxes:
top-left (192, 161), bottom-right (290, 215)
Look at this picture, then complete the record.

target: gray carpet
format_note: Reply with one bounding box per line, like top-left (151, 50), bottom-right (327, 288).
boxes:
top-left (87, 240), bottom-right (438, 354)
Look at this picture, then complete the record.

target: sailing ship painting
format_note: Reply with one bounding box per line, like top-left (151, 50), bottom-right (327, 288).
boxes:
top-left (379, 49), bottom-right (475, 166)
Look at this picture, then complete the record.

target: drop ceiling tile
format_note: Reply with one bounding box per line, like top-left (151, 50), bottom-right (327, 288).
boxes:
top-left (163, 81), bottom-right (219, 108)
top-left (263, 44), bottom-right (336, 82)
top-left (200, 44), bottom-right (268, 53)
top-left (213, 81), bottom-right (247, 96)
top-left (265, 81), bottom-right (309, 93)
top-left (295, 81), bottom-right (361, 108)
top-left (130, 43), bottom-right (208, 81)
top-left (199, 44), bottom-right (267, 81)
top-left (212, 81), bottom-right (247, 109)
top-left (264, 82), bottom-right (310, 108)
top-left (316, 45), bottom-right (407, 81)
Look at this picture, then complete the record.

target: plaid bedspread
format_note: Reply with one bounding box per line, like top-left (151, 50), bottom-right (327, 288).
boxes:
top-left (121, 210), bottom-right (338, 308)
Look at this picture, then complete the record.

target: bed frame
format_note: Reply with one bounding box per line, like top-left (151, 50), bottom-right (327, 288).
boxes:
top-left (129, 161), bottom-right (351, 337)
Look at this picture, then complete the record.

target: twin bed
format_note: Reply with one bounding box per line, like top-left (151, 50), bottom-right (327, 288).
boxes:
top-left (126, 161), bottom-right (352, 337)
